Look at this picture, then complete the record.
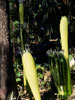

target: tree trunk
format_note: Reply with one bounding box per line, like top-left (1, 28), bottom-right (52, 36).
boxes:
top-left (0, 0), bottom-right (18, 100)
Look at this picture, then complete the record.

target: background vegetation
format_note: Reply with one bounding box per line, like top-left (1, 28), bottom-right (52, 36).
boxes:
top-left (9, 0), bottom-right (75, 99)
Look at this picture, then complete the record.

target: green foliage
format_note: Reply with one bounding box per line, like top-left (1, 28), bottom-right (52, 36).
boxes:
top-left (36, 64), bottom-right (51, 90)
top-left (9, 0), bottom-right (75, 99)
top-left (9, 0), bottom-right (75, 46)
top-left (13, 60), bottom-right (22, 83)
top-left (16, 78), bottom-right (21, 82)
top-left (69, 54), bottom-right (73, 61)
top-left (47, 49), bottom-right (70, 99)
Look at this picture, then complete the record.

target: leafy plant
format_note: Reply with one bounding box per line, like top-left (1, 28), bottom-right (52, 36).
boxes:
top-left (22, 51), bottom-right (41, 100)
top-left (47, 16), bottom-right (72, 100)
top-left (47, 50), bottom-right (67, 98)
top-left (60, 16), bottom-right (72, 97)
top-left (18, 0), bottom-right (41, 99)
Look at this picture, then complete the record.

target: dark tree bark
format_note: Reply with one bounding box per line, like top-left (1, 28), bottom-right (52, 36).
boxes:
top-left (0, 0), bottom-right (18, 100)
